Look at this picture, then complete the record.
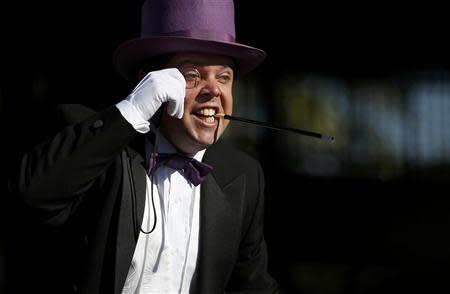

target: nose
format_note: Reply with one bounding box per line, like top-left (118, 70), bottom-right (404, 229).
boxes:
top-left (199, 78), bottom-right (221, 98)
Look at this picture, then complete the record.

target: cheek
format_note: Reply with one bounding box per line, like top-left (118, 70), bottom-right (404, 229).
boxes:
top-left (183, 93), bottom-right (196, 111)
top-left (222, 92), bottom-right (233, 113)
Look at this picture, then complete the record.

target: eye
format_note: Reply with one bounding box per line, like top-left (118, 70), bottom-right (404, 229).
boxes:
top-left (218, 73), bottom-right (232, 84)
top-left (181, 68), bottom-right (201, 89)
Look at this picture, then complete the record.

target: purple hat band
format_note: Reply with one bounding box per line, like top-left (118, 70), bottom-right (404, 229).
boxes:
top-left (159, 29), bottom-right (236, 43)
top-left (113, 0), bottom-right (265, 81)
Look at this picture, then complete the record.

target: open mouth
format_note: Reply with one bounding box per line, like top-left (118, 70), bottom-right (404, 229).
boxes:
top-left (193, 108), bottom-right (217, 123)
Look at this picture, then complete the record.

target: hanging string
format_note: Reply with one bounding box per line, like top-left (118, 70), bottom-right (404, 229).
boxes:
top-left (134, 129), bottom-right (160, 235)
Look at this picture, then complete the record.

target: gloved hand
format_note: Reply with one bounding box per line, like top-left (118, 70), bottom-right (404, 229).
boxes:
top-left (125, 68), bottom-right (186, 121)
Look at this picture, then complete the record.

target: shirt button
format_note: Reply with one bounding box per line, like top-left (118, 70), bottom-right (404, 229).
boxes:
top-left (92, 119), bottom-right (104, 129)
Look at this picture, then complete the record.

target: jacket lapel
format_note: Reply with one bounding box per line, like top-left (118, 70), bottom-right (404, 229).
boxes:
top-left (195, 146), bottom-right (247, 293)
top-left (113, 142), bottom-right (147, 294)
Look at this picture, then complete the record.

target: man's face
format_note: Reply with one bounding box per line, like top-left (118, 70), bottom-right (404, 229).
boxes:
top-left (160, 52), bottom-right (234, 154)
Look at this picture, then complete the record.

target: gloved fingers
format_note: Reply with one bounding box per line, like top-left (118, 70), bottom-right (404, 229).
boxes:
top-left (126, 68), bottom-right (186, 120)
top-left (133, 68), bottom-right (185, 94)
top-left (163, 68), bottom-right (186, 88)
top-left (162, 68), bottom-right (186, 119)
top-left (166, 97), bottom-right (184, 119)
top-left (165, 80), bottom-right (185, 119)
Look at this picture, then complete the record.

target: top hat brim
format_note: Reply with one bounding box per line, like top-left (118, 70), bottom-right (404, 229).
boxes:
top-left (113, 36), bottom-right (266, 81)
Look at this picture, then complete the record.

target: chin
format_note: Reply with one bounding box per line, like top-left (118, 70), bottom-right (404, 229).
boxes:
top-left (188, 132), bottom-right (217, 150)
top-left (200, 129), bottom-right (223, 143)
top-left (193, 137), bottom-right (214, 149)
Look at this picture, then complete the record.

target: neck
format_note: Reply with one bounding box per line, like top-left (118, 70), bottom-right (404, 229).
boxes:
top-left (159, 127), bottom-right (206, 155)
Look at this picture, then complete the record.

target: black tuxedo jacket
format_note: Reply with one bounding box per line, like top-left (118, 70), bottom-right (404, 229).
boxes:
top-left (7, 104), bottom-right (279, 293)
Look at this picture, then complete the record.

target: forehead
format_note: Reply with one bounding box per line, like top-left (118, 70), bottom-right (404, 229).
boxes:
top-left (167, 52), bottom-right (234, 69)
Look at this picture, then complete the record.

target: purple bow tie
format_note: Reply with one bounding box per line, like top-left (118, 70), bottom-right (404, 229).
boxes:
top-left (147, 153), bottom-right (213, 186)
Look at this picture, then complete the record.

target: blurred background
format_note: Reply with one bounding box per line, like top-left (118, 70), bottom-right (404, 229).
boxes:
top-left (1, 1), bottom-right (450, 293)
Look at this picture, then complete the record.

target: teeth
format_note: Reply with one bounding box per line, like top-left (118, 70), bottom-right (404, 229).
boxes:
top-left (206, 116), bottom-right (214, 123)
top-left (197, 108), bottom-right (216, 116)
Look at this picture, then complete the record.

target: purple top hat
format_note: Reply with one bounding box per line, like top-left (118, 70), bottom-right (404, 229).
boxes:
top-left (113, 0), bottom-right (266, 81)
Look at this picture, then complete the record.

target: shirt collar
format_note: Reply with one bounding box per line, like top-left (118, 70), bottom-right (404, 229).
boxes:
top-left (145, 128), bottom-right (206, 163)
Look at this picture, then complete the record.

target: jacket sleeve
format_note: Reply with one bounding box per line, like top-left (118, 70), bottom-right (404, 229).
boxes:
top-left (225, 161), bottom-right (281, 294)
top-left (6, 104), bottom-right (138, 225)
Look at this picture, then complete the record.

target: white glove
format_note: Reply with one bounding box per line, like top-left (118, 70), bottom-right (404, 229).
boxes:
top-left (125, 68), bottom-right (186, 121)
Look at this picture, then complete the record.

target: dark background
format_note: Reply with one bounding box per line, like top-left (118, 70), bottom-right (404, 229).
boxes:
top-left (2, 1), bottom-right (450, 293)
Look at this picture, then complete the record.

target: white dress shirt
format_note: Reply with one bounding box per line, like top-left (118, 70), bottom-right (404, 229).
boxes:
top-left (117, 102), bottom-right (203, 294)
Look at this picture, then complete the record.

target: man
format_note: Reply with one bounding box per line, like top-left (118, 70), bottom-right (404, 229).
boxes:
top-left (6, 0), bottom-right (279, 293)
